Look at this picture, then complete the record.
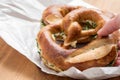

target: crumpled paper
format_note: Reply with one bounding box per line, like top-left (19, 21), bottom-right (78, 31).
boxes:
top-left (0, 0), bottom-right (120, 79)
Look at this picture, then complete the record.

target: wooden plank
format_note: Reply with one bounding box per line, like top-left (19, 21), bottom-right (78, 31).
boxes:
top-left (0, 38), bottom-right (73, 80)
top-left (84, 0), bottom-right (120, 13)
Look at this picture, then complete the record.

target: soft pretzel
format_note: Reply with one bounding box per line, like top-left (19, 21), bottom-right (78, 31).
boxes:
top-left (62, 8), bottom-right (105, 46)
top-left (37, 24), bottom-right (117, 71)
top-left (42, 5), bottom-right (81, 25)
top-left (37, 5), bottom-right (117, 72)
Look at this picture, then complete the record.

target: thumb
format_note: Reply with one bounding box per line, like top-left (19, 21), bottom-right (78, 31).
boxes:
top-left (97, 14), bottom-right (120, 37)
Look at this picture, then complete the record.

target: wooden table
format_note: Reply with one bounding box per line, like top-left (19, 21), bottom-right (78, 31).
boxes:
top-left (0, 0), bottom-right (120, 80)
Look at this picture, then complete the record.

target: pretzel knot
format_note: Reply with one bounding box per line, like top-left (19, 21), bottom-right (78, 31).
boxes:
top-left (37, 5), bottom-right (117, 72)
top-left (62, 8), bottom-right (105, 47)
top-left (42, 5), bottom-right (81, 25)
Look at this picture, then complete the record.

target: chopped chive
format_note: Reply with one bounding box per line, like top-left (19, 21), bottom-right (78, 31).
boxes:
top-left (80, 20), bottom-right (97, 30)
top-left (40, 19), bottom-right (46, 28)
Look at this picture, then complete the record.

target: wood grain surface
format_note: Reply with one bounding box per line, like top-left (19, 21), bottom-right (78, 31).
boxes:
top-left (0, 0), bottom-right (120, 80)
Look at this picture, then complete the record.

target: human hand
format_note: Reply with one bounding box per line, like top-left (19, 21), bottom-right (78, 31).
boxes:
top-left (97, 14), bottom-right (120, 66)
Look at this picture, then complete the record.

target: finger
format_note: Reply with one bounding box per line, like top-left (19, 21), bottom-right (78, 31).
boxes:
top-left (118, 41), bottom-right (120, 49)
top-left (118, 50), bottom-right (120, 57)
top-left (115, 59), bottom-right (120, 66)
top-left (114, 50), bottom-right (120, 66)
top-left (97, 14), bottom-right (120, 37)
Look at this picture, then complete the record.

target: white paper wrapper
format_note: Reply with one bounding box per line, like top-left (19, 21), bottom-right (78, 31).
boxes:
top-left (0, 0), bottom-right (120, 79)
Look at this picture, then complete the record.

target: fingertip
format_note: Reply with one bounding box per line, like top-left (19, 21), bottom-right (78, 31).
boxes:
top-left (114, 59), bottom-right (120, 66)
top-left (97, 28), bottom-right (108, 37)
top-left (97, 29), bottom-right (102, 36)
top-left (118, 50), bottom-right (120, 57)
top-left (118, 41), bottom-right (120, 48)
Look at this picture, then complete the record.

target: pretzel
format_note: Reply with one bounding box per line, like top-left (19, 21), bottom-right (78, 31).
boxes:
top-left (37, 24), bottom-right (117, 71)
top-left (62, 8), bottom-right (105, 46)
top-left (42, 5), bottom-right (81, 25)
top-left (37, 5), bottom-right (117, 72)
